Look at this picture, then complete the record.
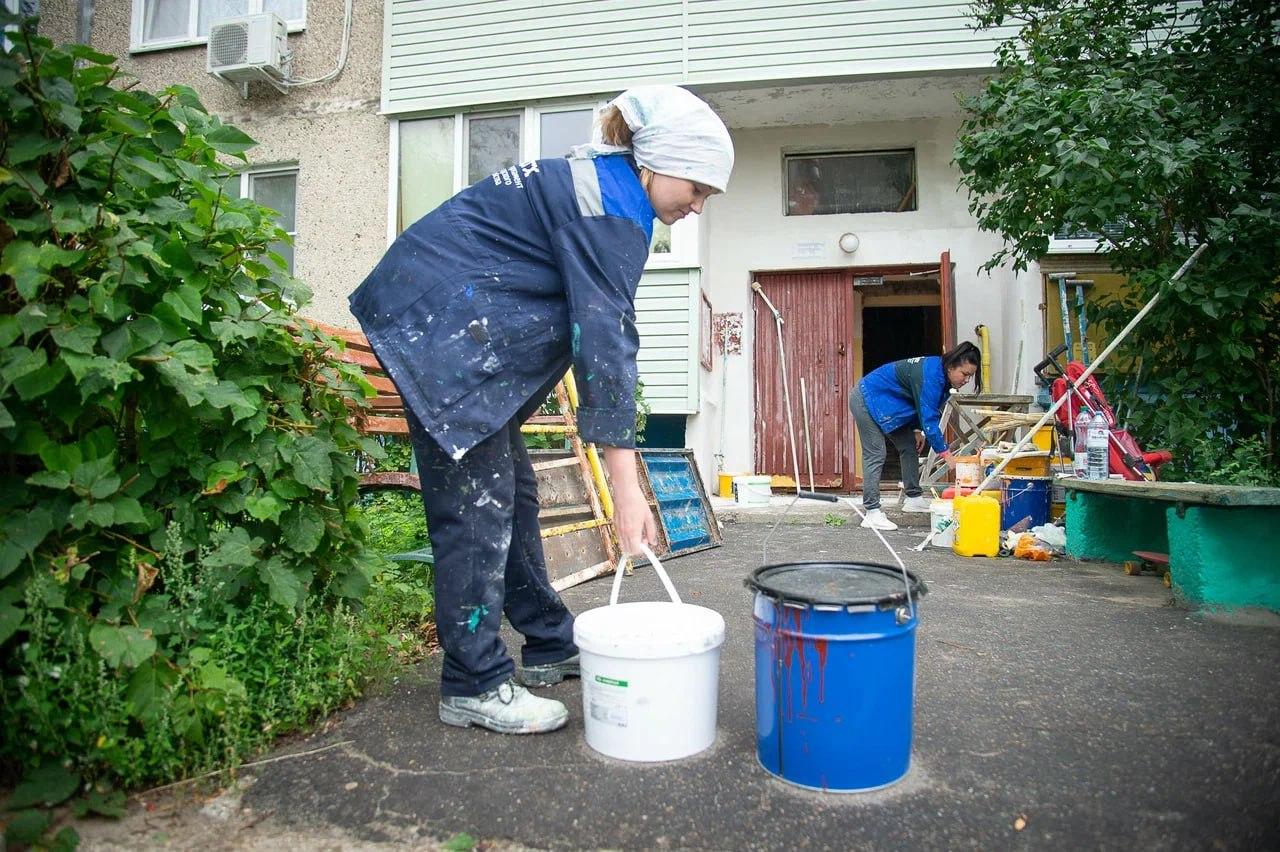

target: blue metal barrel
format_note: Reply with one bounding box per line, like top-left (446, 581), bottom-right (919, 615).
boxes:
top-left (747, 562), bottom-right (927, 792)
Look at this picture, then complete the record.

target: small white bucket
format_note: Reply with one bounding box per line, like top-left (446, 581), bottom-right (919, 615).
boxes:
top-left (573, 546), bottom-right (725, 762)
top-left (733, 475), bottom-right (772, 506)
top-left (955, 457), bottom-right (982, 488)
top-left (930, 499), bottom-right (956, 548)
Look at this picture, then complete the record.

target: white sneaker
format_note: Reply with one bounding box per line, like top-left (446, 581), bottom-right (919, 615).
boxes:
top-left (860, 509), bottom-right (899, 531)
top-left (439, 678), bottom-right (569, 734)
top-left (901, 496), bottom-right (933, 513)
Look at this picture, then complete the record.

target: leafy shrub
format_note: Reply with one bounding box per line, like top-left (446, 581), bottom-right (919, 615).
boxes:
top-left (1178, 436), bottom-right (1280, 488)
top-left (7, 528), bottom-right (370, 791)
top-left (361, 490), bottom-right (428, 555)
top-left (0, 21), bottom-right (383, 789)
top-left (354, 435), bottom-right (435, 664)
top-left (955, 0), bottom-right (1280, 471)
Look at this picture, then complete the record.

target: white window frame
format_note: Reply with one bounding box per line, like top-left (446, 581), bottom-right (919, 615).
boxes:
top-left (1046, 236), bottom-right (1113, 253)
top-left (129, 0), bottom-right (306, 54)
top-left (646, 216), bottom-right (700, 270)
top-left (387, 100), bottom-right (702, 267)
top-left (229, 165), bottom-right (298, 272)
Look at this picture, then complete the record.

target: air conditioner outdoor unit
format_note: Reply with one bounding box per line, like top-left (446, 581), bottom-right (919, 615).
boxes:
top-left (207, 12), bottom-right (288, 92)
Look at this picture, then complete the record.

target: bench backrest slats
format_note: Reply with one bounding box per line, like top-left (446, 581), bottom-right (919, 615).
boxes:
top-left (309, 320), bottom-right (407, 439)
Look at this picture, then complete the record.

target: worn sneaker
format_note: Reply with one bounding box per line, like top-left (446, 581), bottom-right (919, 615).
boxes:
top-left (516, 653), bottom-right (580, 688)
top-left (860, 509), bottom-right (899, 531)
top-left (438, 678), bottom-right (569, 734)
top-left (901, 496), bottom-right (933, 513)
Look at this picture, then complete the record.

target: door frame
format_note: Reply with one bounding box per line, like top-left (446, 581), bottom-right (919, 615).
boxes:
top-left (751, 259), bottom-right (954, 492)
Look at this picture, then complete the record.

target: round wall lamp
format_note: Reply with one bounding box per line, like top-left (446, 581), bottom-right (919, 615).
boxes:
top-left (838, 232), bottom-right (860, 254)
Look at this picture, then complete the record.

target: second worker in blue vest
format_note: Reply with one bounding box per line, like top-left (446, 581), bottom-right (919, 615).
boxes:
top-left (850, 342), bottom-right (982, 531)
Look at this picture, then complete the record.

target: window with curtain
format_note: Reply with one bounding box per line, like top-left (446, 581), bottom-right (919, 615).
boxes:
top-left (133, 0), bottom-right (305, 49)
top-left (398, 117), bottom-right (455, 234)
top-left (784, 150), bottom-right (917, 216)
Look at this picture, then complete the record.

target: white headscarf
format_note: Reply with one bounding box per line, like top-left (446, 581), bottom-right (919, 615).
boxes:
top-left (572, 85), bottom-right (735, 193)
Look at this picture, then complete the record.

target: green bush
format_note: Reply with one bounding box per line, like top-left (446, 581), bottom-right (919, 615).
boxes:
top-left (954, 0), bottom-right (1280, 475)
top-left (8, 527), bottom-right (371, 791)
top-left (1179, 436), bottom-right (1280, 488)
top-left (356, 437), bottom-right (435, 649)
top-left (0, 20), bottom-right (387, 793)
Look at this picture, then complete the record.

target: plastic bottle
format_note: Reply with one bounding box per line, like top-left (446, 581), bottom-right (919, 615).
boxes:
top-left (1073, 408), bottom-right (1091, 478)
top-left (1087, 410), bottom-right (1109, 479)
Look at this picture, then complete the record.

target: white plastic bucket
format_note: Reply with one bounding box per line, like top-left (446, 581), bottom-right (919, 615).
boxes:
top-left (930, 499), bottom-right (956, 548)
top-left (733, 475), bottom-right (772, 506)
top-left (573, 546), bottom-right (726, 762)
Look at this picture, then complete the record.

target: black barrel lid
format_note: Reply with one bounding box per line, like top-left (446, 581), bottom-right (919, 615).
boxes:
top-left (745, 561), bottom-right (928, 608)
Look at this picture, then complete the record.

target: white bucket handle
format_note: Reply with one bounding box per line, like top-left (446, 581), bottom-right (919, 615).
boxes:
top-left (609, 544), bottom-right (683, 606)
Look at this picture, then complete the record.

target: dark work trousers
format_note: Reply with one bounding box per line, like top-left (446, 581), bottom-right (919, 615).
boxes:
top-left (406, 409), bottom-right (577, 698)
top-left (849, 386), bottom-right (922, 511)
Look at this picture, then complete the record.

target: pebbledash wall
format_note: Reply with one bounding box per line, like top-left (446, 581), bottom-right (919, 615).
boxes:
top-left (37, 0), bottom-right (389, 327)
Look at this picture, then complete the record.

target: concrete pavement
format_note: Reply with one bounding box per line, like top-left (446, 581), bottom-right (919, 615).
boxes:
top-left (232, 518), bottom-right (1280, 850)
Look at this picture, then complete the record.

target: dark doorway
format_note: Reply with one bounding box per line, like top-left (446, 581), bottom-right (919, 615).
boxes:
top-left (861, 305), bottom-right (941, 482)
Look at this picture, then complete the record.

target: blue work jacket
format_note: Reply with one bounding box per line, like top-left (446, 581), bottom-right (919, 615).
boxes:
top-left (858, 356), bottom-right (951, 454)
top-left (349, 154), bottom-right (654, 460)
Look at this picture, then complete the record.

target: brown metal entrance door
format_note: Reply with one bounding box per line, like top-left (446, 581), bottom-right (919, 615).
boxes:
top-left (752, 271), bottom-right (853, 488)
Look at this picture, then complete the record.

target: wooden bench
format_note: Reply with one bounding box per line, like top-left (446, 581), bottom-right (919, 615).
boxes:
top-left (1063, 479), bottom-right (1280, 611)
top-left (308, 320), bottom-right (420, 492)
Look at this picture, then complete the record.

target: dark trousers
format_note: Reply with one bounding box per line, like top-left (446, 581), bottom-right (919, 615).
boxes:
top-left (406, 411), bottom-right (577, 698)
top-left (849, 386), bottom-right (922, 511)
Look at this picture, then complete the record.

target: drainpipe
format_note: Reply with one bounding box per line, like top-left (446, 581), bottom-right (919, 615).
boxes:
top-left (76, 0), bottom-right (93, 44)
top-left (974, 324), bottom-right (991, 392)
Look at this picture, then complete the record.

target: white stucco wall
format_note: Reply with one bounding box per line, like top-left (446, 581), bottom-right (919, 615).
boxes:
top-left (38, 0), bottom-right (387, 328)
top-left (691, 116), bottom-right (1027, 481)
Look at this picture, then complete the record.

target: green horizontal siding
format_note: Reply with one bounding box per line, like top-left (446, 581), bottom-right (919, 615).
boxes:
top-left (685, 0), bottom-right (1013, 84)
top-left (636, 268), bottom-right (699, 414)
top-left (385, 0), bottom-right (684, 114)
top-left (384, 0), bottom-right (1014, 114)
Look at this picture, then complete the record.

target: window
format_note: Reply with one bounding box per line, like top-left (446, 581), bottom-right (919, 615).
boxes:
top-left (537, 108), bottom-right (593, 160)
top-left (224, 167), bottom-right (298, 273)
top-left (4, 0), bottom-right (36, 50)
top-left (130, 0), bottom-right (305, 52)
top-left (465, 113), bottom-right (521, 186)
top-left (784, 150), bottom-right (917, 216)
top-left (391, 102), bottom-right (700, 266)
top-left (394, 103), bottom-right (599, 237)
top-left (397, 117), bottom-right (454, 233)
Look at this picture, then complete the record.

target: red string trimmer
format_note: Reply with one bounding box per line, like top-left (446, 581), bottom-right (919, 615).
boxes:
top-left (1034, 343), bottom-right (1172, 480)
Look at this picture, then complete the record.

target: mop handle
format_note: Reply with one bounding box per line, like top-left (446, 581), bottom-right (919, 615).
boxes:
top-left (609, 544), bottom-right (682, 606)
top-left (753, 283), bottom-right (805, 498)
top-left (842, 497), bottom-right (915, 617)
